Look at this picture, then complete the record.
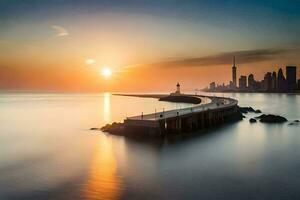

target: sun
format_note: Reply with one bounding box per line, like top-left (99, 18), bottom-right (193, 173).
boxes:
top-left (101, 67), bottom-right (112, 78)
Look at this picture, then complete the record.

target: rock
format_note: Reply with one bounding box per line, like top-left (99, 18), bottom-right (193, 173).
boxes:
top-left (90, 127), bottom-right (101, 130)
top-left (255, 114), bottom-right (266, 119)
top-left (289, 120), bottom-right (300, 125)
top-left (100, 122), bottom-right (124, 135)
top-left (249, 118), bottom-right (257, 123)
top-left (239, 106), bottom-right (256, 114)
top-left (255, 109), bottom-right (262, 113)
top-left (258, 114), bottom-right (287, 123)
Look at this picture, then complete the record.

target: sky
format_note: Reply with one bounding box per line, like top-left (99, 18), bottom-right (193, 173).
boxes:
top-left (0, 0), bottom-right (300, 92)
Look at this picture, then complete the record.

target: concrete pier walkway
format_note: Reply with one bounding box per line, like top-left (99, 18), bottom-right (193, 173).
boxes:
top-left (128, 95), bottom-right (236, 121)
top-left (124, 95), bottom-right (241, 137)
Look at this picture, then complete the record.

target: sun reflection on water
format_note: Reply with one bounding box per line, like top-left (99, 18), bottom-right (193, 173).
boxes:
top-left (82, 135), bottom-right (122, 200)
top-left (103, 92), bottom-right (111, 124)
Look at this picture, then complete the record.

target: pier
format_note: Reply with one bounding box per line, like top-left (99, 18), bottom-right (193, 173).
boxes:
top-left (124, 95), bottom-right (242, 137)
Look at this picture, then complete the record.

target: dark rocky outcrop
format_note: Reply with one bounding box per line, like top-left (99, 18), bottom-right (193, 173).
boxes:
top-left (256, 114), bottom-right (287, 123)
top-left (255, 114), bottom-right (266, 119)
top-left (288, 120), bottom-right (300, 125)
top-left (249, 118), bottom-right (257, 123)
top-left (90, 127), bottom-right (101, 131)
top-left (239, 106), bottom-right (262, 114)
top-left (91, 122), bottom-right (124, 135)
top-left (159, 95), bottom-right (201, 104)
top-left (238, 106), bottom-right (255, 113)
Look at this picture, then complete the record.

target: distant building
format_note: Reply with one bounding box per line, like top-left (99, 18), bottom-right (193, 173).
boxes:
top-left (277, 68), bottom-right (286, 91)
top-left (286, 66), bottom-right (297, 92)
top-left (263, 72), bottom-right (272, 91)
top-left (239, 76), bottom-right (247, 90)
top-left (232, 56), bottom-right (237, 89)
top-left (210, 82), bottom-right (216, 91)
top-left (248, 74), bottom-right (255, 91)
top-left (271, 71), bottom-right (277, 91)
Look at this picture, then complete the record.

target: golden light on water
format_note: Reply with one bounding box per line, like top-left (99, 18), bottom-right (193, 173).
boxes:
top-left (83, 135), bottom-right (122, 200)
top-left (103, 92), bottom-right (111, 124)
top-left (102, 67), bottom-right (112, 78)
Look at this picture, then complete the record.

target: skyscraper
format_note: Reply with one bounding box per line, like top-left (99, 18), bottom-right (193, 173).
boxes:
top-left (286, 66), bottom-right (297, 91)
top-left (248, 74), bottom-right (255, 91)
top-left (239, 76), bottom-right (247, 90)
top-left (232, 56), bottom-right (237, 89)
top-left (263, 72), bottom-right (272, 91)
top-left (271, 71), bottom-right (277, 90)
top-left (277, 68), bottom-right (286, 91)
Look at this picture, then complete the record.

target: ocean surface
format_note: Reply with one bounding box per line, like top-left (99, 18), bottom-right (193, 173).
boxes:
top-left (0, 92), bottom-right (299, 200)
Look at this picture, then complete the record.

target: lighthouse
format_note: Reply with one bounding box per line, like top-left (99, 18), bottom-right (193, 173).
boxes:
top-left (176, 82), bottom-right (181, 94)
top-left (171, 82), bottom-right (181, 96)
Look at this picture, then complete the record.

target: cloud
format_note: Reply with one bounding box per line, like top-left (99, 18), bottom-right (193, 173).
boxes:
top-left (85, 59), bottom-right (96, 65)
top-left (128, 47), bottom-right (300, 69)
top-left (52, 25), bottom-right (68, 37)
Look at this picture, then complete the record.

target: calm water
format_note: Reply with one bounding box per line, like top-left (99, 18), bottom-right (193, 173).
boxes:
top-left (0, 92), bottom-right (299, 200)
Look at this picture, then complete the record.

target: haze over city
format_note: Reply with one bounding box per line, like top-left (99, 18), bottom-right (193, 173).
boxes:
top-left (1, 0), bottom-right (300, 92)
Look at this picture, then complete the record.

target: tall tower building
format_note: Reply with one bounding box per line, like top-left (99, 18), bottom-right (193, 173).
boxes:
top-left (286, 66), bottom-right (297, 91)
top-left (277, 68), bottom-right (286, 91)
top-left (271, 71), bottom-right (277, 91)
top-left (248, 74), bottom-right (255, 91)
top-left (239, 76), bottom-right (247, 90)
top-left (232, 56), bottom-right (237, 88)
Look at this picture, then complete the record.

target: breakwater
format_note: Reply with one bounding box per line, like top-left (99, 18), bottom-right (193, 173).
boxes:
top-left (121, 95), bottom-right (242, 137)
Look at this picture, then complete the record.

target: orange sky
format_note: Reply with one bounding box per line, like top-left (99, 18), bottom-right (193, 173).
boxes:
top-left (1, 1), bottom-right (300, 92)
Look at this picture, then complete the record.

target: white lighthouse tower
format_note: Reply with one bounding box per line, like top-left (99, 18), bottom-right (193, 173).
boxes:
top-left (176, 82), bottom-right (181, 94)
top-left (171, 82), bottom-right (181, 96)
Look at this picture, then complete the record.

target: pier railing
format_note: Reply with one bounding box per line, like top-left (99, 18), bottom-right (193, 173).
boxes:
top-left (127, 95), bottom-right (238, 122)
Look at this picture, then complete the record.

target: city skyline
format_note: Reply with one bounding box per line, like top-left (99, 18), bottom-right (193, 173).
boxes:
top-left (206, 57), bottom-right (299, 93)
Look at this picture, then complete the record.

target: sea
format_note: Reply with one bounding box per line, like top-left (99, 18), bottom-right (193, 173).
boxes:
top-left (0, 92), bottom-right (299, 200)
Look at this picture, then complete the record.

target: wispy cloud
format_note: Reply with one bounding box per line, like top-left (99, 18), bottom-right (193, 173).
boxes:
top-left (127, 48), bottom-right (300, 69)
top-left (52, 25), bottom-right (68, 37)
top-left (85, 59), bottom-right (95, 65)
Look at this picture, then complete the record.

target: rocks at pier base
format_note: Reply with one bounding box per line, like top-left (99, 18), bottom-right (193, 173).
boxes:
top-left (232, 110), bottom-right (245, 121)
top-left (91, 122), bottom-right (124, 135)
top-left (90, 127), bottom-right (101, 131)
top-left (240, 106), bottom-right (288, 124)
top-left (255, 114), bottom-right (287, 123)
top-left (101, 122), bottom-right (124, 135)
top-left (288, 120), bottom-right (300, 126)
top-left (159, 95), bottom-right (201, 104)
top-left (238, 106), bottom-right (261, 114)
